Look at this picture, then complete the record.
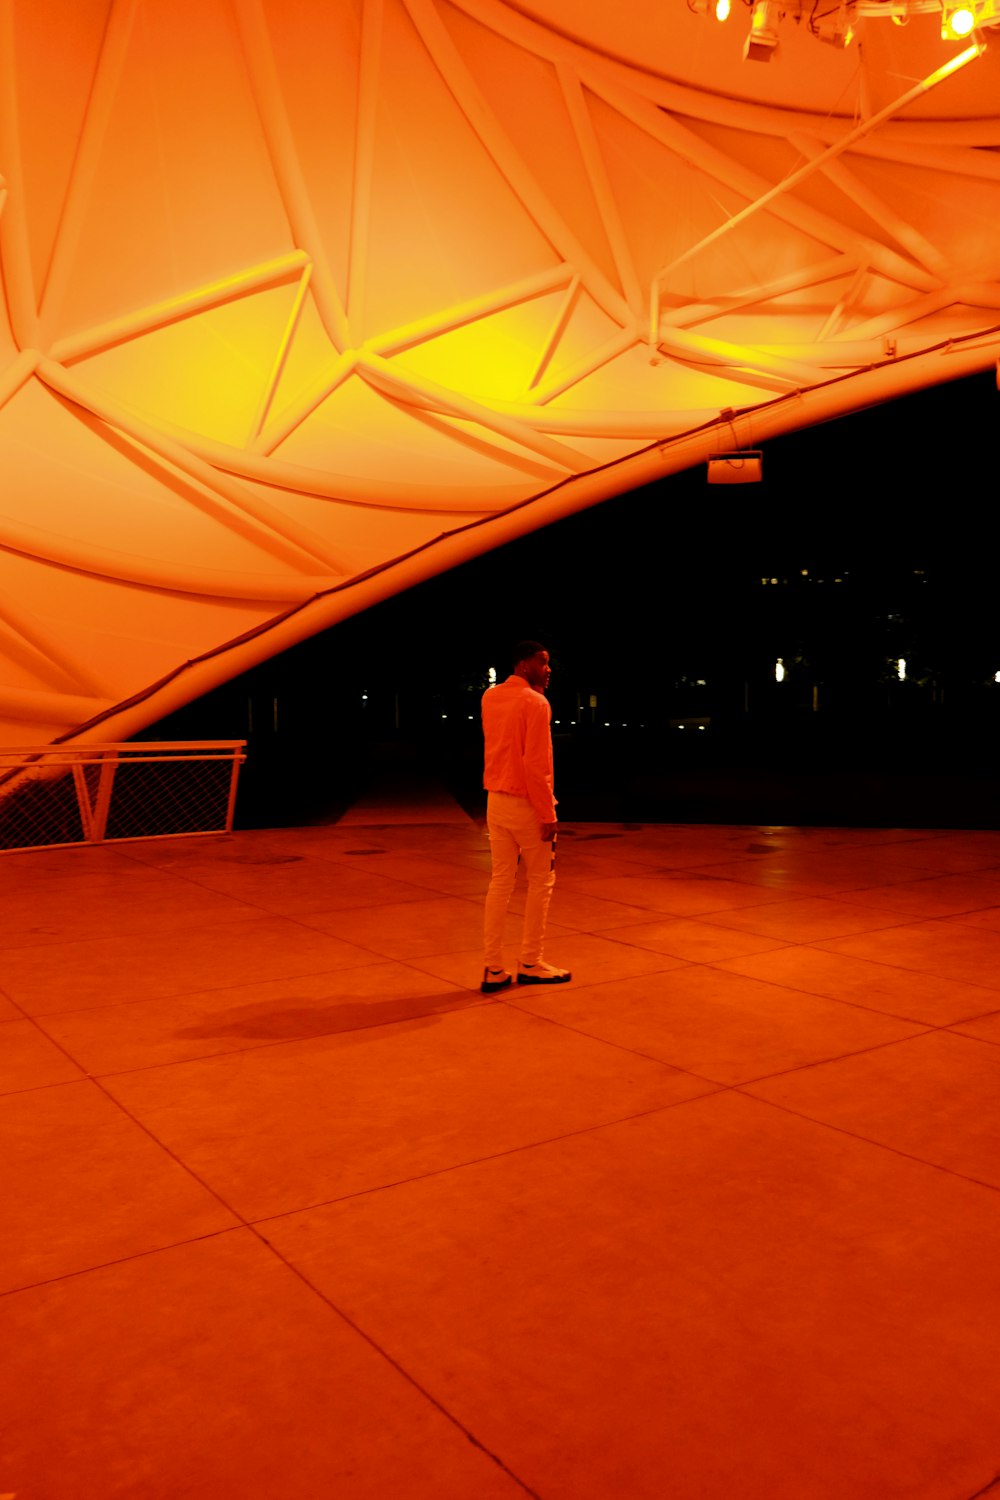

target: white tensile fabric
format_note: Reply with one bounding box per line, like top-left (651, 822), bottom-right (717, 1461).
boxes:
top-left (0, 0), bottom-right (998, 748)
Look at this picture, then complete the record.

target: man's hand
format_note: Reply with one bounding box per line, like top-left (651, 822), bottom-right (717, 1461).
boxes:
top-left (540, 822), bottom-right (558, 842)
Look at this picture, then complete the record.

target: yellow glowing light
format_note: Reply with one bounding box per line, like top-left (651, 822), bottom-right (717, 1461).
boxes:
top-left (943, 5), bottom-right (976, 35)
top-left (775, 658), bottom-right (785, 682)
top-left (715, 0), bottom-right (731, 20)
top-left (488, 666), bottom-right (497, 684)
top-left (897, 658), bottom-right (907, 681)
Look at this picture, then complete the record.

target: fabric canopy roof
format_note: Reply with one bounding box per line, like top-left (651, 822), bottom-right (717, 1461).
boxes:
top-left (1, 0), bottom-right (999, 748)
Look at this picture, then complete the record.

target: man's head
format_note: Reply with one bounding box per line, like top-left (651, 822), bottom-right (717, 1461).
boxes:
top-left (513, 640), bottom-right (551, 693)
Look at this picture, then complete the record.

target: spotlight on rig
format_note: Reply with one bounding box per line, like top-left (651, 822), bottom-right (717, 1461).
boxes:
top-left (743, 0), bottom-right (781, 59)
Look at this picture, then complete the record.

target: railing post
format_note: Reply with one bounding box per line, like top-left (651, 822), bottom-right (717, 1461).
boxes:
top-left (225, 747), bottom-right (242, 833)
top-left (91, 750), bottom-right (118, 843)
top-left (72, 761), bottom-right (95, 841)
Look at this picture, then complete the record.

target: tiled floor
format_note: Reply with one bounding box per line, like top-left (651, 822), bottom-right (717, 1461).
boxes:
top-left (5, 806), bottom-right (1000, 1499)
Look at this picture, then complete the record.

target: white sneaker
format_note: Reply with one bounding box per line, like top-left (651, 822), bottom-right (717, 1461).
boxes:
top-left (516, 962), bottom-right (571, 985)
top-left (480, 968), bottom-right (512, 994)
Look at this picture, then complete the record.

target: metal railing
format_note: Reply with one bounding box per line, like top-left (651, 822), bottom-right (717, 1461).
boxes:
top-left (0, 741), bottom-right (247, 853)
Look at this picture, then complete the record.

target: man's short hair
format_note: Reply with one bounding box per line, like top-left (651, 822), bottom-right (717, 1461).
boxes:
top-left (512, 640), bottom-right (547, 667)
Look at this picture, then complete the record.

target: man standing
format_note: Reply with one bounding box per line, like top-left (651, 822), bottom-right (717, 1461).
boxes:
top-left (480, 641), bottom-right (572, 994)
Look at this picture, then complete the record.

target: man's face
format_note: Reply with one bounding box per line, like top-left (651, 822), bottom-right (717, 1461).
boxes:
top-left (522, 650), bottom-right (551, 693)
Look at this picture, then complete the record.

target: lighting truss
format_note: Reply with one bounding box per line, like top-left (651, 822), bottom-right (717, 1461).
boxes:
top-left (690, 0), bottom-right (1000, 58)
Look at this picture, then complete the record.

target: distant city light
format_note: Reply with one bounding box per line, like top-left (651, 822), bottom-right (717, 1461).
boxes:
top-left (361, 692), bottom-right (368, 700)
top-left (995, 671), bottom-right (1000, 684)
top-left (488, 666), bottom-right (497, 684)
top-left (775, 658), bottom-right (785, 682)
top-left (897, 658), bottom-right (906, 681)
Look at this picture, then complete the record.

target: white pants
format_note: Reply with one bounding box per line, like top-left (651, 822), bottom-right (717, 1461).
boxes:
top-left (483, 791), bottom-right (556, 969)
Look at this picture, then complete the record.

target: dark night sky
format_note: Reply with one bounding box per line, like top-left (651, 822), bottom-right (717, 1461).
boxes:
top-left (322, 366), bottom-right (998, 695)
top-left (159, 365), bottom-right (999, 741)
top-left (149, 365), bottom-right (999, 825)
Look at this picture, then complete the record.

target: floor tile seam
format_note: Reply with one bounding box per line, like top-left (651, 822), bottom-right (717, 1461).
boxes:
top-left (505, 990), bottom-right (946, 1088)
top-left (966, 1471), bottom-right (1000, 1500)
top-left (0, 909), bottom-right (282, 954)
top-left (843, 899), bottom-right (1000, 923)
top-left (939, 1025), bottom-right (1000, 1053)
top-left (16, 954), bottom-right (390, 1022)
top-left (500, 993), bottom-right (727, 1086)
top-left (849, 863), bottom-right (1000, 893)
top-left (0, 908), bottom-right (320, 958)
top-left (89, 1070), bottom-right (255, 1221)
top-left (0, 1009), bottom-right (99, 1097)
top-left (110, 854), bottom-right (483, 917)
top-left (0, 1224), bottom-right (245, 1302)
top-left (310, 852), bottom-right (491, 885)
top-left (728, 1025), bottom-right (942, 1088)
top-left (594, 928), bottom-right (795, 961)
top-left (286, 893), bottom-right (486, 940)
top-left (243, 1222), bottom-right (544, 1500)
top-left (693, 907), bottom-right (939, 942)
top-left (175, 878), bottom-right (474, 920)
top-left (0, 981), bottom-right (28, 1015)
top-left (263, 888), bottom-right (485, 917)
top-left (389, 956), bottom-right (487, 993)
top-left (44, 992), bottom-right (487, 1083)
top-left (940, 907), bottom-right (1000, 930)
top-left (287, 876), bottom-right (489, 911)
top-left (731, 1088), bottom-right (1000, 1197)
top-left (803, 940), bottom-right (1000, 996)
top-left (250, 1087), bottom-right (731, 1229)
top-left (645, 888), bottom-right (809, 914)
top-left (698, 959), bottom-right (985, 1028)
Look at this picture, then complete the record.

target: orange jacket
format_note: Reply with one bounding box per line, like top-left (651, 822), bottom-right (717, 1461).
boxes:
top-left (482, 674), bottom-right (557, 824)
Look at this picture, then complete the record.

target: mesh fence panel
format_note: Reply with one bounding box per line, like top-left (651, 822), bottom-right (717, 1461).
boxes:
top-left (0, 744), bottom-right (245, 852)
top-left (104, 756), bottom-right (236, 840)
top-left (0, 768), bottom-right (86, 851)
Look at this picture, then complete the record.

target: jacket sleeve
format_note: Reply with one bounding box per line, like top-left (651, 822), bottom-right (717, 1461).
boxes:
top-left (522, 695), bottom-right (557, 824)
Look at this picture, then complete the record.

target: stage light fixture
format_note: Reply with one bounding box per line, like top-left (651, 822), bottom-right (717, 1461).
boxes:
top-left (743, 0), bottom-right (780, 59)
top-left (941, 0), bottom-right (1000, 33)
top-left (942, 3), bottom-right (976, 35)
top-left (817, 1), bottom-right (857, 44)
top-left (688, 0), bottom-right (1000, 60)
